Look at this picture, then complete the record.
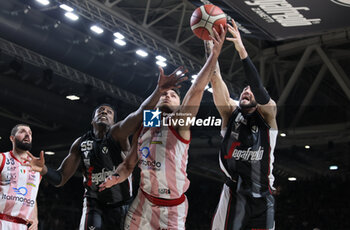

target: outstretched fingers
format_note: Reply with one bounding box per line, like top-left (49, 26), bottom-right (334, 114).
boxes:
top-left (26, 151), bottom-right (35, 159)
top-left (170, 66), bottom-right (184, 77)
top-left (231, 19), bottom-right (238, 31)
top-left (158, 66), bottom-right (164, 77)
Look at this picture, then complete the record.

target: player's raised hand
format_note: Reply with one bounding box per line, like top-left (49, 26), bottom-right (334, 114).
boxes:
top-left (210, 23), bottom-right (227, 58)
top-left (22, 150), bottom-right (45, 174)
top-left (99, 174), bottom-right (121, 192)
top-left (157, 66), bottom-right (188, 93)
top-left (226, 19), bottom-right (247, 58)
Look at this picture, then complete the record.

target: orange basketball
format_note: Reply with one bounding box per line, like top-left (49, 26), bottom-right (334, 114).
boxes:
top-left (190, 4), bottom-right (227, 41)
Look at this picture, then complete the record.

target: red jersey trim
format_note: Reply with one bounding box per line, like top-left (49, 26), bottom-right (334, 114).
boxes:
top-left (168, 126), bottom-right (191, 144)
top-left (10, 151), bottom-right (23, 165)
top-left (141, 189), bottom-right (185, 207)
top-left (0, 153), bottom-right (6, 173)
top-left (0, 213), bottom-right (27, 225)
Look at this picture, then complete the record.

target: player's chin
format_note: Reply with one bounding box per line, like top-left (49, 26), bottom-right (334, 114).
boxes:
top-left (159, 104), bottom-right (174, 113)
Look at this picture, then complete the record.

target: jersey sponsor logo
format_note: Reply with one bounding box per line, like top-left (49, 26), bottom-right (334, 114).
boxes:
top-left (1, 193), bottom-right (35, 207)
top-left (139, 159), bottom-right (162, 171)
top-left (28, 173), bottom-right (37, 182)
top-left (139, 147), bottom-right (150, 158)
top-left (13, 187), bottom-right (28, 196)
top-left (90, 166), bottom-right (117, 185)
top-left (27, 182), bottom-right (36, 188)
top-left (330, 0), bottom-right (350, 7)
top-left (251, 125), bottom-right (259, 133)
top-left (229, 131), bottom-right (239, 141)
top-left (150, 141), bottom-right (162, 145)
top-left (224, 142), bottom-right (264, 161)
top-left (158, 188), bottom-right (171, 194)
top-left (143, 109), bottom-right (161, 127)
top-left (224, 142), bottom-right (241, 159)
top-left (232, 146), bottom-right (264, 161)
top-left (102, 146), bottom-right (108, 154)
top-left (139, 147), bottom-right (162, 170)
top-left (5, 172), bottom-right (17, 182)
top-left (234, 112), bottom-right (246, 130)
top-left (84, 159), bottom-right (90, 168)
top-left (6, 166), bottom-right (16, 171)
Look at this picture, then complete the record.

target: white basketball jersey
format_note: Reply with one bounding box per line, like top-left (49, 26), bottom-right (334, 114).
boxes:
top-left (138, 125), bottom-right (191, 199)
top-left (0, 151), bottom-right (41, 220)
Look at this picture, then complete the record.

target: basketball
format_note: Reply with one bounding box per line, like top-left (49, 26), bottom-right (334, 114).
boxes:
top-left (190, 4), bottom-right (227, 41)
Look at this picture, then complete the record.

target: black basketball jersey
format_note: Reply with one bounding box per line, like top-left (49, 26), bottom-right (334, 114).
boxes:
top-left (79, 130), bottom-right (132, 204)
top-left (220, 107), bottom-right (277, 197)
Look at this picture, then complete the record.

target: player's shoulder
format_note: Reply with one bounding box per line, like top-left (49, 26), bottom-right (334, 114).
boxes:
top-left (0, 151), bottom-right (8, 160)
top-left (109, 122), bottom-right (124, 138)
top-left (0, 152), bottom-right (7, 172)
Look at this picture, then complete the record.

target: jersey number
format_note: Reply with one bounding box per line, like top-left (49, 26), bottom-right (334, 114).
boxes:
top-left (81, 140), bottom-right (93, 151)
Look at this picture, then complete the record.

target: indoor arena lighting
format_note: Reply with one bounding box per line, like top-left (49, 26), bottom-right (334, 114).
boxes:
top-left (305, 145), bottom-right (310, 149)
top-left (136, 49), bottom-right (148, 57)
top-left (156, 55), bottom-right (167, 62)
top-left (59, 4), bottom-right (74, 12)
top-left (288, 177), bottom-right (297, 181)
top-left (64, 12), bottom-right (79, 21)
top-left (35, 0), bottom-right (50, 6)
top-left (280, 133), bottom-right (286, 137)
top-left (113, 32), bottom-right (125, 40)
top-left (191, 74), bottom-right (198, 84)
top-left (90, 25), bottom-right (104, 34)
top-left (156, 61), bottom-right (167, 67)
top-left (45, 151), bottom-right (55, 155)
top-left (114, 38), bottom-right (126, 46)
top-left (329, 165), bottom-right (338, 170)
top-left (66, 95), bottom-right (80, 101)
top-left (176, 70), bottom-right (183, 76)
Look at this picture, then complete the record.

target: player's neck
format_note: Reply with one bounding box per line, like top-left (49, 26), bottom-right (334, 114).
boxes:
top-left (240, 106), bottom-right (256, 115)
top-left (12, 148), bottom-right (28, 161)
top-left (93, 126), bottom-right (108, 139)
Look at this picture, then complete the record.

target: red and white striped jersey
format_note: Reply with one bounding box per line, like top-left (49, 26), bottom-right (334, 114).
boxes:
top-left (0, 151), bottom-right (41, 221)
top-left (138, 125), bottom-right (191, 199)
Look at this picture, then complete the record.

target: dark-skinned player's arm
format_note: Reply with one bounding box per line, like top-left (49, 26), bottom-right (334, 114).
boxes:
top-left (227, 19), bottom-right (277, 129)
top-left (98, 129), bottom-right (140, 192)
top-left (23, 138), bottom-right (82, 187)
top-left (111, 66), bottom-right (188, 142)
top-left (205, 40), bottom-right (237, 130)
top-left (176, 24), bottom-right (227, 140)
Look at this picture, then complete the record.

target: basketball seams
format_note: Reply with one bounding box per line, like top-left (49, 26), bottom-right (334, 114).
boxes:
top-left (190, 4), bottom-right (226, 40)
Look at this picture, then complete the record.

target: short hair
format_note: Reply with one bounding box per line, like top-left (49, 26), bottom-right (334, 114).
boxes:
top-left (171, 88), bottom-right (181, 100)
top-left (11, 124), bottom-right (30, 136)
top-left (91, 104), bottom-right (117, 122)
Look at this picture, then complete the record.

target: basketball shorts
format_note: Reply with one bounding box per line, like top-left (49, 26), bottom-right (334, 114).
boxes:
top-left (79, 197), bottom-right (130, 230)
top-left (0, 220), bottom-right (28, 230)
top-left (211, 184), bottom-right (275, 230)
top-left (124, 189), bottom-right (188, 230)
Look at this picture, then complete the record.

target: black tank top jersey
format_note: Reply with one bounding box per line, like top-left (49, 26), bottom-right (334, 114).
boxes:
top-left (79, 130), bottom-right (132, 204)
top-left (220, 107), bottom-right (277, 197)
